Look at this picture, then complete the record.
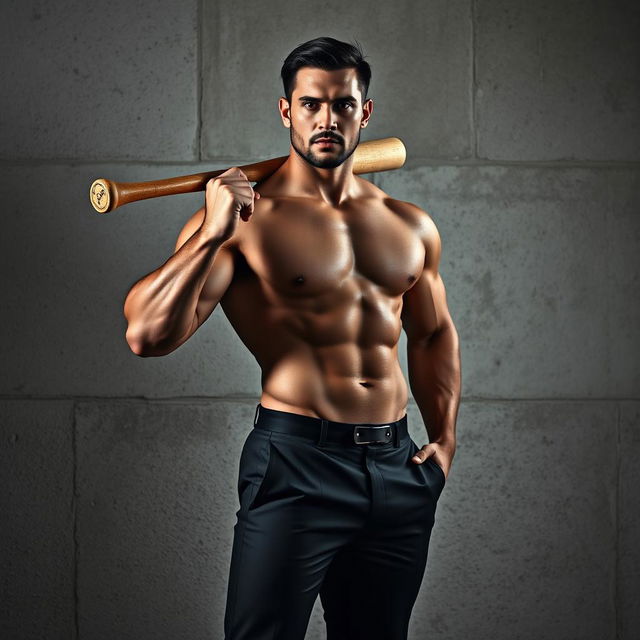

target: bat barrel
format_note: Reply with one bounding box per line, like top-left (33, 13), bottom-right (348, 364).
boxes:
top-left (352, 136), bottom-right (406, 174)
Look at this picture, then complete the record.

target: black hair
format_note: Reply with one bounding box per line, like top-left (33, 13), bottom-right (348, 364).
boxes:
top-left (280, 36), bottom-right (371, 104)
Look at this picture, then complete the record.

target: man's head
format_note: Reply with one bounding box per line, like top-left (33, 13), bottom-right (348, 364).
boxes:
top-left (278, 37), bottom-right (373, 169)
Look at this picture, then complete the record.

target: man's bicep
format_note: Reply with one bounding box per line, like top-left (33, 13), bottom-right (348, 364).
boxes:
top-left (401, 269), bottom-right (451, 344)
top-left (401, 210), bottom-right (452, 343)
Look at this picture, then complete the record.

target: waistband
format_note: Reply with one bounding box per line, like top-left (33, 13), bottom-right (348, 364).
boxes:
top-left (253, 403), bottom-right (408, 447)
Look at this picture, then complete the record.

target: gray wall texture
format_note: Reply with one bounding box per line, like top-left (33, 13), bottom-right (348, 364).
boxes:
top-left (1, 1), bottom-right (639, 639)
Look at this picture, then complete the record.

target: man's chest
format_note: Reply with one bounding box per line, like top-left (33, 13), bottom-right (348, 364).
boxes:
top-left (238, 203), bottom-right (426, 298)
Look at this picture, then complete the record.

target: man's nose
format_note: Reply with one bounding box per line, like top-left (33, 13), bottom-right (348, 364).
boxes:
top-left (318, 104), bottom-right (337, 130)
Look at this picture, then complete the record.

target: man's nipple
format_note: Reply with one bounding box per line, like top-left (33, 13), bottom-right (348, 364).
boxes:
top-left (293, 274), bottom-right (305, 285)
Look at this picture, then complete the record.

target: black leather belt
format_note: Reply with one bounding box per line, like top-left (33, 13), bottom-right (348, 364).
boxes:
top-left (253, 403), bottom-right (408, 447)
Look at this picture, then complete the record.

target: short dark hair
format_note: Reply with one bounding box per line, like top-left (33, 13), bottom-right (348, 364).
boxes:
top-left (280, 36), bottom-right (371, 104)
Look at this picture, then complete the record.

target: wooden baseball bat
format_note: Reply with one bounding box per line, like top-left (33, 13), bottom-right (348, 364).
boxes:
top-left (89, 136), bottom-right (405, 213)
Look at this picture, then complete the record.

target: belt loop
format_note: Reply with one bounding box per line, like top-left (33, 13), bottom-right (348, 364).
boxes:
top-left (317, 418), bottom-right (329, 448)
top-left (393, 421), bottom-right (400, 448)
top-left (253, 403), bottom-right (261, 426)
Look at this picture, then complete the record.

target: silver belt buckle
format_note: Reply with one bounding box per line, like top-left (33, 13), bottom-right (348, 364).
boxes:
top-left (353, 424), bottom-right (393, 445)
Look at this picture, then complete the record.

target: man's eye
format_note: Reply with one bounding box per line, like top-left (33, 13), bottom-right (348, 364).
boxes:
top-left (302, 102), bottom-right (353, 109)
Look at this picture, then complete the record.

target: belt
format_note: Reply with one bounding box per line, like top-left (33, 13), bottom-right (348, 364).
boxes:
top-left (253, 403), bottom-right (408, 447)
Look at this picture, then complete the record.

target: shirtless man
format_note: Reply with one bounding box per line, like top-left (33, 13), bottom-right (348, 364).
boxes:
top-left (124, 36), bottom-right (460, 640)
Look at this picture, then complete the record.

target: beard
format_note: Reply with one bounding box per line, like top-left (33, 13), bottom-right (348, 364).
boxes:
top-left (290, 125), bottom-right (360, 169)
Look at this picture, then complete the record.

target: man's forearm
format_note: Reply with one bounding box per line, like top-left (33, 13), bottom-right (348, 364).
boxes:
top-left (406, 321), bottom-right (461, 451)
top-left (123, 227), bottom-right (225, 354)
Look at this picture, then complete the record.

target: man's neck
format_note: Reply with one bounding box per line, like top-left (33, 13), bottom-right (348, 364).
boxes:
top-left (269, 144), bottom-right (359, 208)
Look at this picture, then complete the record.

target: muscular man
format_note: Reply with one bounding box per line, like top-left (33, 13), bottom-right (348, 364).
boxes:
top-left (124, 36), bottom-right (461, 640)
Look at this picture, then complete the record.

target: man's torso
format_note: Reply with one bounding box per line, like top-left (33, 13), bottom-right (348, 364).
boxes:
top-left (219, 176), bottom-right (426, 423)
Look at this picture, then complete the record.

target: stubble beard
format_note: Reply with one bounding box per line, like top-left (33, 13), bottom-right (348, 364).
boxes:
top-left (290, 124), bottom-right (360, 169)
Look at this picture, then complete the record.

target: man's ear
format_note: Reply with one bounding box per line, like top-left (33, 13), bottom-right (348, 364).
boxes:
top-left (360, 98), bottom-right (373, 128)
top-left (278, 97), bottom-right (291, 128)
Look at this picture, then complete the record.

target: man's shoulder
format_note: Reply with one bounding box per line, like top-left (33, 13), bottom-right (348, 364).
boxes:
top-left (372, 191), bottom-right (441, 250)
top-left (376, 191), bottom-right (435, 228)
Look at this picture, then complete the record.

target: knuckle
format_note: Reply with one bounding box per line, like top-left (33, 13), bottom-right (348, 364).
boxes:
top-left (207, 177), bottom-right (224, 191)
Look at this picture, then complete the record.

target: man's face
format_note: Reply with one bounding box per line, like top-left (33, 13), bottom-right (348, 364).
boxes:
top-left (279, 67), bottom-right (373, 169)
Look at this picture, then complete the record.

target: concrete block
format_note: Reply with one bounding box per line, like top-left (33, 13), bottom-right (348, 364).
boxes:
top-left (607, 171), bottom-right (640, 397)
top-left (475, 0), bottom-right (640, 161)
top-left (377, 165), bottom-right (640, 398)
top-left (201, 0), bottom-right (472, 161)
top-left (0, 399), bottom-right (75, 640)
top-left (619, 401), bottom-right (640, 640)
top-left (0, 0), bottom-right (199, 161)
top-left (74, 399), bottom-right (261, 640)
top-left (409, 400), bottom-right (617, 639)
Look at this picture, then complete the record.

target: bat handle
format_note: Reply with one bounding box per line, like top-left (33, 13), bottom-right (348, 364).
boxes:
top-left (89, 170), bottom-right (234, 214)
top-left (89, 159), bottom-right (286, 214)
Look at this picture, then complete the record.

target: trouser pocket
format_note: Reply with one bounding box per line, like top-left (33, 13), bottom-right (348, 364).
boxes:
top-left (409, 437), bottom-right (446, 497)
top-left (237, 429), bottom-right (273, 510)
top-left (427, 456), bottom-right (446, 485)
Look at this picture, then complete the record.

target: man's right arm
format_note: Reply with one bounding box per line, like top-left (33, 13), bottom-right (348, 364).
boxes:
top-left (123, 207), bottom-right (235, 357)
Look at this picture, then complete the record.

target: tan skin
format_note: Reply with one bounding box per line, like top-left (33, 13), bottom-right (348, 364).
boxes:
top-left (123, 67), bottom-right (460, 477)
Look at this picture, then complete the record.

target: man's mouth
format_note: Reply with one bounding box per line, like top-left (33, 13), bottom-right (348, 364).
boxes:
top-left (315, 138), bottom-right (339, 145)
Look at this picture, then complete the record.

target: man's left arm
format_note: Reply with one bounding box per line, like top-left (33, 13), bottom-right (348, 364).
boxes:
top-left (400, 207), bottom-right (461, 477)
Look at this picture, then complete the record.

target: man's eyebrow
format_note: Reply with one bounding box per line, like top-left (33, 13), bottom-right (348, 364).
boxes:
top-left (297, 95), bottom-right (357, 102)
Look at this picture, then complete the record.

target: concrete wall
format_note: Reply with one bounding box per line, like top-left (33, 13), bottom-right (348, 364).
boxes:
top-left (1, 1), bottom-right (638, 638)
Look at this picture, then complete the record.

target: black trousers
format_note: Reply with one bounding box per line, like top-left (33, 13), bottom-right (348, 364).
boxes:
top-left (223, 403), bottom-right (446, 640)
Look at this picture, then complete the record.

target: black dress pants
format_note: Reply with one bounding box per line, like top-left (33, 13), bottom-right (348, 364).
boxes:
top-left (223, 403), bottom-right (446, 640)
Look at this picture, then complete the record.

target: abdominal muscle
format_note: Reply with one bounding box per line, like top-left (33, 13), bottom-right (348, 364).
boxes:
top-left (220, 274), bottom-right (411, 424)
top-left (257, 340), bottom-right (410, 424)
top-left (219, 263), bottom-right (412, 424)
